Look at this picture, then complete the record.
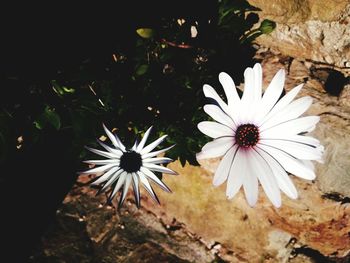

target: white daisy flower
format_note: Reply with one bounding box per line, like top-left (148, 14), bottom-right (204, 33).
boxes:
top-left (197, 63), bottom-right (324, 207)
top-left (82, 124), bottom-right (177, 208)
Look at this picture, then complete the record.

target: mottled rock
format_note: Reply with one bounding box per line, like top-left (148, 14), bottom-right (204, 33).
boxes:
top-left (249, 0), bottom-right (350, 75)
top-left (154, 162), bottom-right (350, 262)
top-left (29, 212), bottom-right (94, 263)
top-left (29, 175), bottom-right (220, 263)
top-left (340, 84), bottom-right (350, 109)
top-left (249, 0), bottom-right (349, 23)
top-left (124, 243), bottom-right (188, 263)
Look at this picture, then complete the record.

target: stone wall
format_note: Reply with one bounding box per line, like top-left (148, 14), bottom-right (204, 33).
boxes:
top-left (249, 0), bottom-right (350, 75)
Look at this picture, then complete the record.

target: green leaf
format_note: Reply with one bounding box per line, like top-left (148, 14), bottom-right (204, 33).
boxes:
top-left (52, 80), bottom-right (65, 96)
top-left (135, 64), bottom-right (149, 76)
top-left (136, 28), bottom-right (154, 39)
top-left (34, 106), bottom-right (61, 130)
top-left (52, 80), bottom-right (75, 95)
top-left (33, 119), bottom-right (44, 130)
top-left (44, 107), bottom-right (61, 130)
top-left (241, 31), bottom-right (263, 43)
top-left (63, 86), bottom-right (75, 93)
top-left (259, 19), bottom-right (276, 34)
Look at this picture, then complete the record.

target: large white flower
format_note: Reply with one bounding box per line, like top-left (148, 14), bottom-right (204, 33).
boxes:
top-left (197, 63), bottom-right (324, 207)
top-left (82, 124), bottom-right (177, 208)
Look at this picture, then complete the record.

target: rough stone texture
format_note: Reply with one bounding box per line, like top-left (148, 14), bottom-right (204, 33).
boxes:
top-left (249, 0), bottom-right (349, 23)
top-left (248, 0), bottom-right (350, 75)
top-left (340, 84), bottom-right (350, 109)
top-left (30, 52), bottom-right (350, 262)
top-left (153, 163), bottom-right (350, 262)
top-left (29, 177), bottom-right (220, 263)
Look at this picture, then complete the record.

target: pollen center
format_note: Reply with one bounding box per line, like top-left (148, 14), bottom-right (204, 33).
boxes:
top-left (120, 151), bottom-right (142, 173)
top-left (235, 124), bottom-right (259, 148)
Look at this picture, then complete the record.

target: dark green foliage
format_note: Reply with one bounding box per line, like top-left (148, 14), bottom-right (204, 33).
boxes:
top-left (33, 105), bottom-right (61, 130)
top-left (0, 1), bottom-right (275, 167)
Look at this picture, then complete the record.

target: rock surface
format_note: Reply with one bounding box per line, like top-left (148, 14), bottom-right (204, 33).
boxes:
top-left (29, 52), bottom-right (350, 263)
top-left (249, 0), bottom-right (350, 75)
top-left (29, 175), bottom-right (221, 263)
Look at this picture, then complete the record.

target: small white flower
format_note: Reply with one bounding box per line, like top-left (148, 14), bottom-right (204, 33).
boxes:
top-left (197, 63), bottom-right (324, 207)
top-left (82, 124), bottom-right (177, 208)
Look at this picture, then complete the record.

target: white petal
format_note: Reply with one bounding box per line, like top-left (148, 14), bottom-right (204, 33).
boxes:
top-left (261, 116), bottom-right (320, 137)
top-left (226, 149), bottom-right (245, 199)
top-left (315, 146), bottom-right (325, 163)
top-left (197, 136), bottom-right (234, 160)
top-left (83, 159), bottom-right (120, 165)
top-left (81, 163), bottom-right (116, 174)
top-left (198, 121), bottom-right (233, 138)
top-left (142, 157), bottom-right (173, 164)
top-left (203, 84), bottom-right (230, 114)
top-left (138, 171), bottom-right (159, 204)
top-left (218, 72), bottom-right (240, 107)
top-left (239, 68), bottom-right (255, 121)
top-left (140, 167), bottom-right (171, 192)
top-left (258, 144), bottom-right (316, 180)
top-left (141, 145), bottom-right (175, 159)
top-left (204, 104), bottom-right (235, 128)
top-left (113, 134), bottom-right (126, 151)
top-left (102, 123), bottom-right (119, 148)
top-left (241, 65), bottom-right (263, 121)
top-left (241, 67), bottom-right (254, 103)
top-left (250, 150), bottom-right (281, 207)
top-left (253, 63), bottom-right (262, 101)
top-left (258, 84), bottom-right (303, 125)
top-left (131, 140), bottom-right (138, 151)
top-left (302, 159), bottom-right (315, 170)
top-left (273, 170), bottom-right (298, 200)
top-left (97, 140), bottom-right (123, 156)
top-left (259, 139), bottom-right (323, 160)
top-left (136, 126), bottom-right (153, 152)
top-left (260, 134), bottom-right (321, 148)
top-left (255, 148), bottom-right (298, 199)
top-left (140, 135), bottom-right (167, 155)
top-left (102, 123), bottom-right (126, 151)
top-left (255, 69), bottom-right (285, 121)
top-left (119, 175), bottom-right (132, 206)
top-left (213, 145), bottom-right (238, 186)
top-left (91, 167), bottom-right (121, 185)
top-left (243, 166), bottom-right (259, 207)
top-left (131, 173), bottom-right (141, 207)
top-left (142, 163), bottom-right (177, 175)
top-left (85, 146), bottom-right (116, 159)
top-left (260, 96), bottom-right (313, 130)
top-left (105, 170), bottom-right (126, 196)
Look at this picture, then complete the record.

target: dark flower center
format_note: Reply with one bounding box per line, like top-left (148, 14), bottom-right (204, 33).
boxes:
top-left (120, 151), bottom-right (142, 173)
top-left (235, 124), bottom-right (259, 148)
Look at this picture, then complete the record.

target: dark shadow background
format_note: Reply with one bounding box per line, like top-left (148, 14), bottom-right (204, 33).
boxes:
top-left (0, 3), bottom-right (221, 262)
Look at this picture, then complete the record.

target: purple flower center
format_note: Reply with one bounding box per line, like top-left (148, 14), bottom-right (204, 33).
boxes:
top-left (120, 151), bottom-right (142, 173)
top-left (235, 124), bottom-right (259, 148)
